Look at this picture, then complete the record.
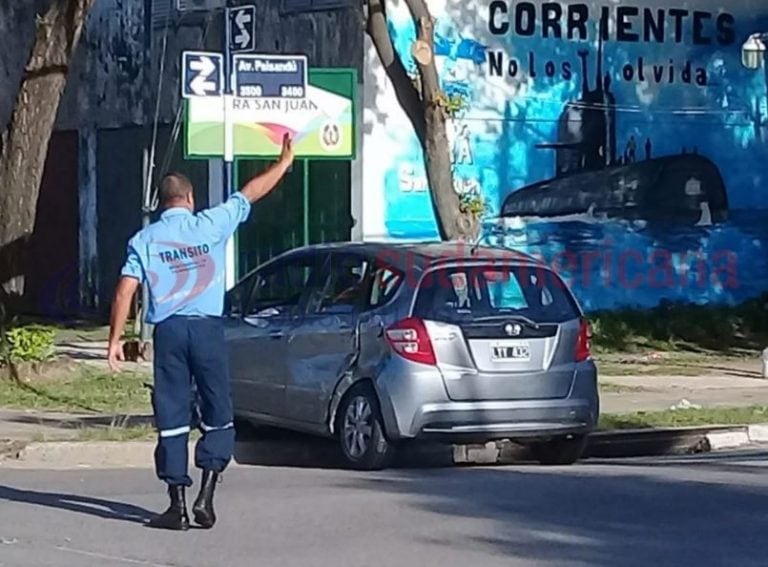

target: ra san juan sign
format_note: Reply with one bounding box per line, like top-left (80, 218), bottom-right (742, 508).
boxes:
top-left (182, 49), bottom-right (357, 160)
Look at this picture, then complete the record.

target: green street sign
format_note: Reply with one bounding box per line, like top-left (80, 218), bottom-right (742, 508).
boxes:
top-left (184, 68), bottom-right (357, 161)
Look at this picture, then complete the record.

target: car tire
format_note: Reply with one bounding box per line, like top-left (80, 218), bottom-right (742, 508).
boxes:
top-left (336, 383), bottom-right (395, 471)
top-left (531, 435), bottom-right (588, 466)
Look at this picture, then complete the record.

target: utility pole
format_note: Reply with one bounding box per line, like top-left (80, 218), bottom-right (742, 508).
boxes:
top-left (138, 0), bottom-right (156, 357)
top-left (223, 1), bottom-right (237, 290)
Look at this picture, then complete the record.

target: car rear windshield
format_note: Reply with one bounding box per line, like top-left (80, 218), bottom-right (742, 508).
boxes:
top-left (412, 264), bottom-right (580, 324)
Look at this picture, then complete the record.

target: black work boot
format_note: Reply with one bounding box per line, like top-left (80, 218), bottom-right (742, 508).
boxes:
top-left (192, 470), bottom-right (219, 528)
top-left (147, 485), bottom-right (190, 531)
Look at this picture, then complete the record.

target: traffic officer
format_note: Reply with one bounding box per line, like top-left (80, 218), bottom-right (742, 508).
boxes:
top-left (107, 134), bottom-right (295, 531)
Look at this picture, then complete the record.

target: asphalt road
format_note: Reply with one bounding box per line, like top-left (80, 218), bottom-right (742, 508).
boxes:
top-left (1, 451), bottom-right (767, 567)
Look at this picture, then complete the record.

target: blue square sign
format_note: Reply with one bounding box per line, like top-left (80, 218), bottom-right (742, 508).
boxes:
top-left (181, 51), bottom-right (224, 98)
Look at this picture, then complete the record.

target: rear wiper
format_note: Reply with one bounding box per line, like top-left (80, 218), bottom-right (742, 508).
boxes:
top-left (474, 315), bottom-right (540, 329)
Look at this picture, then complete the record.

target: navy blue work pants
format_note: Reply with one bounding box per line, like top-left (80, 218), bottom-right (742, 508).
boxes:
top-left (151, 316), bottom-right (235, 486)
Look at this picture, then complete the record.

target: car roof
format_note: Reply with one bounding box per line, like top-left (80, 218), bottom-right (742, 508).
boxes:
top-left (278, 241), bottom-right (545, 271)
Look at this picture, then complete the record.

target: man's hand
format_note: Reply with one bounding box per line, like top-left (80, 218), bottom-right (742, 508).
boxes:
top-left (278, 133), bottom-right (295, 168)
top-left (240, 133), bottom-right (296, 203)
top-left (107, 276), bottom-right (139, 373)
top-left (107, 341), bottom-right (125, 373)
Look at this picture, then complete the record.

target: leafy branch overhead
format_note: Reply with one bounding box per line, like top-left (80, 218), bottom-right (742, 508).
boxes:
top-left (365, 0), bottom-right (480, 241)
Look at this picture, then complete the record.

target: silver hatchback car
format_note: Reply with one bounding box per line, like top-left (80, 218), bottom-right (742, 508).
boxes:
top-left (224, 242), bottom-right (599, 470)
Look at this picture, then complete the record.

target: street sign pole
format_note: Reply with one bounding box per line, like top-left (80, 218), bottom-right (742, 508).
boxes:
top-left (221, 4), bottom-right (256, 290)
top-left (303, 160), bottom-right (309, 247)
top-left (223, 7), bottom-right (236, 291)
top-left (139, 2), bottom-right (154, 347)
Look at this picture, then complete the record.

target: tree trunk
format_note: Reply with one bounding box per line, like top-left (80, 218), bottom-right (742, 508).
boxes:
top-left (405, 0), bottom-right (477, 241)
top-left (366, 0), bottom-right (426, 144)
top-left (0, 0), bottom-right (95, 307)
top-left (366, 0), bottom-right (478, 241)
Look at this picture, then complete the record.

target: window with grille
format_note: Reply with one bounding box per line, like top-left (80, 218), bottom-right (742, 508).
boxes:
top-left (151, 0), bottom-right (173, 28)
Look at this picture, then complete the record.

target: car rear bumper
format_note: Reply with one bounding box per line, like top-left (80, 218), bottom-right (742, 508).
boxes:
top-left (410, 399), bottom-right (595, 443)
top-left (374, 359), bottom-right (599, 442)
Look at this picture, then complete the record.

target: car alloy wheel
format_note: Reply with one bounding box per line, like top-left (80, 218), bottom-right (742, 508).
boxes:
top-left (336, 383), bottom-right (395, 470)
top-left (343, 396), bottom-right (373, 459)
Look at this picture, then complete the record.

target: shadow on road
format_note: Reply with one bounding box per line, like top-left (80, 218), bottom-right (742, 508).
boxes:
top-left (231, 424), bottom-right (699, 471)
top-left (233, 427), bottom-right (458, 470)
top-left (334, 451), bottom-right (768, 566)
top-left (0, 485), bottom-right (154, 524)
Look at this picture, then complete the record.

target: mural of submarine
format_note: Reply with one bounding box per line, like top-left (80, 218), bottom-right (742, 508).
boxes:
top-left (501, 32), bottom-right (729, 226)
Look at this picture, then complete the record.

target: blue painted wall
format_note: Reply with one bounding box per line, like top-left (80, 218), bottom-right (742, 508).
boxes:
top-left (372, 0), bottom-right (768, 311)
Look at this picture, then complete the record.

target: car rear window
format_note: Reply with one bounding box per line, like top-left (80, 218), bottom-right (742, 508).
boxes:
top-left (412, 264), bottom-right (579, 324)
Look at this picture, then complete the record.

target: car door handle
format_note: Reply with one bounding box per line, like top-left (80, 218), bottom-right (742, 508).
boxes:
top-left (269, 331), bottom-right (284, 340)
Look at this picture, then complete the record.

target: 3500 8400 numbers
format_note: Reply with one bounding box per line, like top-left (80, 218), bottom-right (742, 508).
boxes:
top-left (280, 85), bottom-right (304, 98)
top-left (239, 85), bottom-right (263, 97)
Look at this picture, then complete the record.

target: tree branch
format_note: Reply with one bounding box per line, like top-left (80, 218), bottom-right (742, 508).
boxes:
top-left (403, 0), bottom-right (470, 241)
top-left (365, 0), bottom-right (426, 144)
top-left (403, 0), bottom-right (442, 107)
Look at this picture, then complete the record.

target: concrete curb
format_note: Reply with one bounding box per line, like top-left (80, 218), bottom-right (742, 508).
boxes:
top-left (0, 439), bottom-right (27, 460)
top-left (2, 425), bottom-right (767, 469)
top-left (448, 425), bottom-right (768, 465)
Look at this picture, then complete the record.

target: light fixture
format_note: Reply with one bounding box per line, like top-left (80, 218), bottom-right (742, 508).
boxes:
top-left (741, 33), bottom-right (768, 70)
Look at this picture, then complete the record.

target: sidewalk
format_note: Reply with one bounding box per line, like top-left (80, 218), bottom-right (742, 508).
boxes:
top-left (53, 341), bottom-right (768, 412)
top-left (0, 409), bottom-right (152, 442)
top-left (599, 352), bottom-right (768, 413)
top-left (2, 341), bottom-right (762, 444)
top-left (600, 372), bottom-right (768, 413)
top-left (55, 341), bottom-right (151, 373)
top-left (1, 376), bottom-right (767, 444)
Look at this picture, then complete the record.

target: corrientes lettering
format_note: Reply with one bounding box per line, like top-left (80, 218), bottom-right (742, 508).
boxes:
top-left (488, 2), bottom-right (736, 45)
top-left (485, 2), bottom-right (736, 87)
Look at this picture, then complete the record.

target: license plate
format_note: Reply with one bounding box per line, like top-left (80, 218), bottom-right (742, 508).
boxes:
top-left (490, 341), bottom-right (531, 362)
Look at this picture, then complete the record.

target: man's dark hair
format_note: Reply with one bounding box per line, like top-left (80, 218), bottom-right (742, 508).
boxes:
top-left (159, 172), bottom-right (193, 206)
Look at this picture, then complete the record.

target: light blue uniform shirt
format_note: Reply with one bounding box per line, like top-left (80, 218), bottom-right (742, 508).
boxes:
top-left (121, 192), bottom-right (251, 324)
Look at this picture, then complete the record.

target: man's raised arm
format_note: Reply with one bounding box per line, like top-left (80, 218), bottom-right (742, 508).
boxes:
top-left (195, 133), bottom-right (296, 243)
top-left (240, 133), bottom-right (295, 203)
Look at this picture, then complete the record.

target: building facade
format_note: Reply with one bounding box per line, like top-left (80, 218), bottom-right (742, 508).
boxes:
top-left (362, 0), bottom-right (768, 311)
top-left (0, 0), bottom-right (362, 319)
top-left (3, 0), bottom-right (768, 318)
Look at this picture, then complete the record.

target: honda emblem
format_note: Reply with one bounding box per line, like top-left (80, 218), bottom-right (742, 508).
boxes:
top-left (504, 323), bottom-right (523, 337)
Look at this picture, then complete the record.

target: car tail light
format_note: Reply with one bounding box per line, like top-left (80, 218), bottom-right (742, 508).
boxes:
top-left (385, 317), bottom-right (437, 366)
top-left (575, 318), bottom-right (592, 362)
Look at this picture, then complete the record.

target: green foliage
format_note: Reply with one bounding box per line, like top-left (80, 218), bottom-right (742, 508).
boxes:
top-left (432, 90), bottom-right (469, 118)
top-left (589, 294), bottom-right (768, 354)
top-left (459, 192), bottom-right (486, 218)
top-left (3, 325), bottom-right (57, 364)
top-left (444, 93), bottom-right (468, 117)
top-left (0, 368), bottom-right (151, 413)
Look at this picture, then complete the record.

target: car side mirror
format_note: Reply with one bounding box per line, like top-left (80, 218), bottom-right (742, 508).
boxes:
top-left (255, 307), bottom-right (280, 317)
top-left (243, 307), bottom-right (282, 327)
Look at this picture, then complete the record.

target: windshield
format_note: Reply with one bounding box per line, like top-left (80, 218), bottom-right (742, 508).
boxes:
top-left (412, 264), bottom-right (579, 324)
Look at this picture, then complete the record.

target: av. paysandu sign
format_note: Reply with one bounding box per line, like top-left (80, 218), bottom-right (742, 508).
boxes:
top-left (184, 68), bottom-right (357, 161)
